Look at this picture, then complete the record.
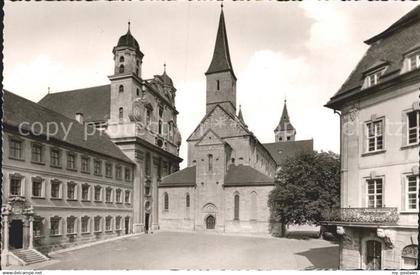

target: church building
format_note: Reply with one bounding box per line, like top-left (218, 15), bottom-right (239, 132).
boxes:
top-left (158, 8), bottom-right (313, 234)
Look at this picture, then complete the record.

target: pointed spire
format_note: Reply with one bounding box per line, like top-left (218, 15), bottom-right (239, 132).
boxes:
top-left (205, 6), bottom-right (236, 78)
top-left (163, 62), bottom-right (167, 74)
top-left (127, 20), bottom-right (131, 33)
top-left (275, 99), bottom-right (295, 132)
top-left (237, 104), bottom-right (247, 128)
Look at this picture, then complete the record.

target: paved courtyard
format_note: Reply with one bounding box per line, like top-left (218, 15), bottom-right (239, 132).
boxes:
top-left (35, 232), bottom-right (338, 270)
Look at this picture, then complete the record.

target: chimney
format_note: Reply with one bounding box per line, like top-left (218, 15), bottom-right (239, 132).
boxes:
top-left (75, 113), bottom-right (84, 124)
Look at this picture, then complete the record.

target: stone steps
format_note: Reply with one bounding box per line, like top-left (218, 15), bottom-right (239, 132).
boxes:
top-left (12, 248), bottom-right (49, 265)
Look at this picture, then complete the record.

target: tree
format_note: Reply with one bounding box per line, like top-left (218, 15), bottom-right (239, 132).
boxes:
top-left (268, 151), bottom-right (340, 237)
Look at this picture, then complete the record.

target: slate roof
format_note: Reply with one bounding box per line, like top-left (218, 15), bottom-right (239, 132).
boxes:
top-left (38, 85), bottom-right (111, 123)
top-left (224, 164), bottom-right (274, 187)
top-left (205, 9), bottom-right (236, 79)
top-left (275, 100), bottom-right (295, 132)
top-left (159, 166), bottom-right (196, 187)
top-left (325, 5), bottom-right (420, 109)
top-left (263, 139), bottom-right (313, 166)
top-left (3, 90), bottom-right (133, 164)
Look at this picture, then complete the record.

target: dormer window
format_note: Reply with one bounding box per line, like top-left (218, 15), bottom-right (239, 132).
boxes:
top-left (363, 70), bottom-right (381, 89)
top-left (403, 50), bottom-right (420, 73)
top-left (362, 61), bottom-right (387, 90)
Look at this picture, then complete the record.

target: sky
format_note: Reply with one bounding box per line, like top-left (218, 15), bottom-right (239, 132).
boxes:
top-left (4, 1), bottom-right (418, 166)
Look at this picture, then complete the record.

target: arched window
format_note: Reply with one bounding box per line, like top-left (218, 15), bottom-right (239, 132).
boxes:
top-left (186, 193), bottom-right (190, 208)
top-left (119, 85), bottom-right (124, 93)
top-left (164, 192), bottom-right (169, 211)
top-left (119, 107), bottom-right (123, 121)
top-left (208, 154), bottom-right (213, 172)
top-left (119, 56), bottom-right (124, 63)
top-left (136, 88), bottom-right (140, 97)
top-left (234, 194), bottom-right (239, 220)
top-left (402, 245), bottom-right (418, 269)
top-left (250, 191), bottom-right (257, 220)
top-left (119, 64), bottom-right (125, 73)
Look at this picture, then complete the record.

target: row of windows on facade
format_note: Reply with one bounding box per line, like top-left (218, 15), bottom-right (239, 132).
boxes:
top-left (9, 175), bottom-right (132, 203)
top-left (162, 192), bottom-right (259, 220)
top-left (9, 139), bottom-right (132, 181)
top-left (365, 175), bottom-right (419, 211)
top-left (365, 110), bottom-right (420, 153)
top-left (362, 51), bottom-right (420, 89)
top-left (35, 215), bottom-right (131, 237)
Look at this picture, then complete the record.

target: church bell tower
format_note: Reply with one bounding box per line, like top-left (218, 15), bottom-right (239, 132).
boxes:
top-left (205, 6), bottom-right (237, 116)
top-left (108, 22), bottom-right (144, 125)
top-left (274, 100), bottom-right (296, 142)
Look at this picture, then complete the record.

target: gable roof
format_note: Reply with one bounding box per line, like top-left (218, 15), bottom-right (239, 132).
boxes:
top-left (38, 85), bottom-right (110, 123)
top-left (187, 104), bottom-right (251, 141)
top-left (159, 166), bottom-right (196, 187)
top-left (3, 90), bottom-right (133, 164)
top-left (325, 5), bottom-right (420, 109)
top-left (205, 9), bottom-right (236, 79)
top-left (263, 139), bottom-right (313, 166)
top-left (224, 164), bottom-right (274, 187)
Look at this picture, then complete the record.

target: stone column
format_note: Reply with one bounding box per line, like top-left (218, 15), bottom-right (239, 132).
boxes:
top-left (28, 216), bottom-right (34, 249)
top-left (2, 204), bottom-right (12, 266)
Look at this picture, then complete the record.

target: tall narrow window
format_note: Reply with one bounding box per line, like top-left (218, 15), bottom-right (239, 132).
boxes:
top-left (208, 154), bottom-right (213, 172)
top-left (50, 217), bottom-right (61, 236)
top-left (119, 85), bottom-right (124, 93)
top-left (136, 88), bottom-right (140, 97)
top-left (186, 193), bottom-right (190, 208)
top-left (10, 138), bottom-right (23, 160)
top-left (67, 217), bottom-right (76, 234)
top-left (119, 64), bottom-right (125, 73)
top-left (367, 178), bottom-right (383, 208)
top-left (146, 108), bottom-right (152, 128)
top-left (10, 177), bottom-right (22, 196)
top-left (216, 80), bottom-right (220, 91)
top-left (50, 148), bottom-right (61, 167)
top-left (67, 152), bottom-right (76, 170)
top-left (51, 180), bottom-right (62, 199)
top-left (81, 216), bottom-right (90, 233)
top-left (158, 121), bottom-right (163, 135)
top-left (119, 107), bottom-right (124, 122)
top-left (407, 175), bottom-right (419, 210)
top-left (407, 111), bottom-right (420, 145)
top-left (234, 194), bottom-right (240, 220)
top-left (250, 192), bottom-right (257, 221)
top-left (31, 143), bottom-right (43, 163)
top-left (366, 120), bottom-right (384, 152)
top-left (94, 216), bottom-right (102, 232)
top-left (119, 56), bottom-right (124, 63)
top-left (164, 192), bottom-right (169, 211)
top-left (82, 184), bottom-right (90, 201)
top-left (32, 178), bottom-right (43, 197)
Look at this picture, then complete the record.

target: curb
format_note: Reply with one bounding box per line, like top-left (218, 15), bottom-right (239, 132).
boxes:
top-left (48, 232), bottom-right (144, 256)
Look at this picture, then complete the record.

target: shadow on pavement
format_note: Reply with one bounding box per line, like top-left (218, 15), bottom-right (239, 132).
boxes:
top-left (295, 246), bottom-right (339, 270)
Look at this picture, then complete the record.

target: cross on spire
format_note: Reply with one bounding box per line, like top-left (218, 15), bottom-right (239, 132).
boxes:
top-left (164, 62), bottom-right (167, 73)
top-left (128, 20), bottom-right (131, 32)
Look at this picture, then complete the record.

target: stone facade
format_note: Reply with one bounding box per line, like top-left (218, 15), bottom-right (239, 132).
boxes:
top-left (325, 6), bottom-right (420, 270)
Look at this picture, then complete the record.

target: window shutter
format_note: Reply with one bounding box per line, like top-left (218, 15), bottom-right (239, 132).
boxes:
top-left (361, 179), bottom-right (367, 207)
top-left (362, 122), bottom-right (367, 153)
top-left (402, 111), bottom-right (408, 147)
top-left (401, 176), bottom-right (406, 212)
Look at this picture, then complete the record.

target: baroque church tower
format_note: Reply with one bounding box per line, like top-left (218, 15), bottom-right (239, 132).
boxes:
top-left (274, 100), bottom-right (296, 142)
top-left (108, 22), bottom-right (144, 125)
top-left (205, 7), bottom-right (237, 116)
